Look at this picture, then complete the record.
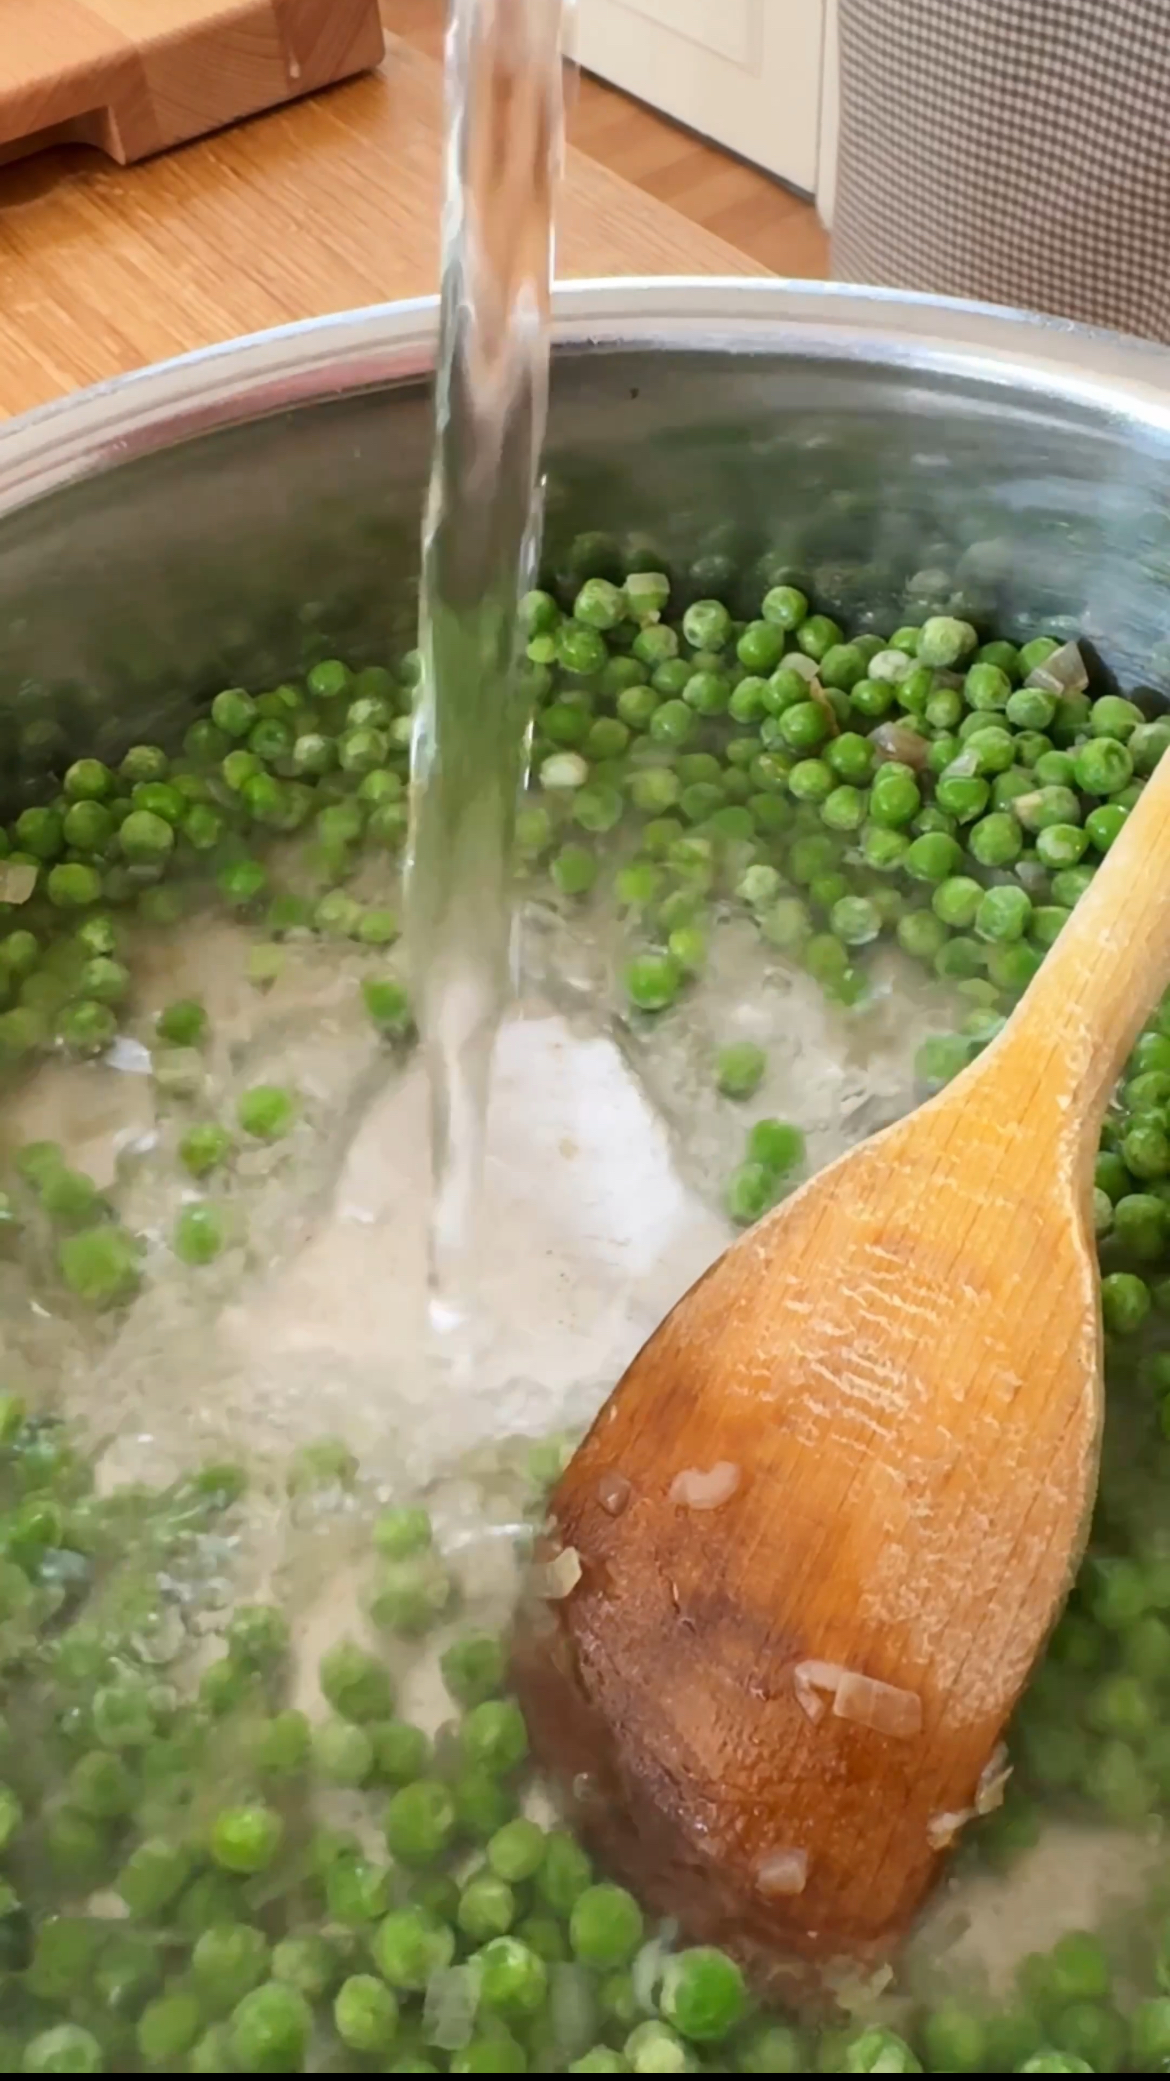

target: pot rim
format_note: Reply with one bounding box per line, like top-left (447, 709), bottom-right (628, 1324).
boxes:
top-left (3, 276), bottom-right (1170, 520)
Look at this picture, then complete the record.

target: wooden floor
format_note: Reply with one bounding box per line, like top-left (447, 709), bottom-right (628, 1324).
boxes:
top-left (381, 0), bottom-right (829, 280)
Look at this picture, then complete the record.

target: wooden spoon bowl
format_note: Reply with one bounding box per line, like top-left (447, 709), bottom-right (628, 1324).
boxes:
top-left (513, 742), bottom-right (1170, 1978)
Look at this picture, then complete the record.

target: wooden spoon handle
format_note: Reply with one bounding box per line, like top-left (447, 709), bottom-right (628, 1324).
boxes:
top-left (985, 743), bottom-right (1170, 1132)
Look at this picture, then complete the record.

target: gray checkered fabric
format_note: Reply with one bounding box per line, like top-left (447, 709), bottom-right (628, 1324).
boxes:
top-left (832, 0), bottom-right (1170, 342)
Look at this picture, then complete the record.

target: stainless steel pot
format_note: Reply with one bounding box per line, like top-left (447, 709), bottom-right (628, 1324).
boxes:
top-left (3, 278), bottom-right (1170, 801)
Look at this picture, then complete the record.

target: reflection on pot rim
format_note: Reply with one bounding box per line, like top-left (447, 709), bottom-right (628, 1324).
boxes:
top-left (5, 277), bottom-right (1170, 518)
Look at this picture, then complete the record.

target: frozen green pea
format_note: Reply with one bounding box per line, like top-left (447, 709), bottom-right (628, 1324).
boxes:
top-left (441, 1631), bottom-right (505, 1707)
top-left (369, 1550), bottom-right (454, 1634)
top-left (229, 1982), bottom-right (312, 2074)
top-left (475, 1935), bottom-right (548, 2019)
top-left (918, 616), bottom-right (975, 668)
top-left (1131, 719), bottom-right (1170, 774)
top-left (715, 1042), bottom-right (767, 1099)
top-left (624, 953), bottom-right (682, 1013)
top-left (372, 1906), bottom-right (456, 1991)
top-left (487, 1818), bottom-right (547, 1884)
top-left (173, 1203), bottom-right (229, 1266)
top-left (237, 1084), bottom-right (296, 1139)
top-left (210, 1802), bottom-right (284, 1873)
top-left (58, 1224), bottom-right (140, 1307)
top-left (460, 1700), bottom-right (528, 1776)
top-left (384, 1781), bottom-right (457, 1866)
top-left (840, 2026), bottom-right (923, 2072)
top-left (659, 1947), bottom-right (746, 2042)
top-left (1089, 693), bottom-right (1143, 739)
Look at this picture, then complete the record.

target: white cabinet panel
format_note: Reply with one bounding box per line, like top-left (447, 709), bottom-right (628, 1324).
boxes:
top-left (574, 0), bottom-right (824, 194)
top-left (617, 0), bottom-right (757, 68)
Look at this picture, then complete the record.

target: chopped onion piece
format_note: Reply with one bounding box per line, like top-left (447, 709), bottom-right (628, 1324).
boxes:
top-left (942, 747), bottom-right (979, 780)
top-left (107, 1035), bottom-right (153, 1076)
top-left (550, 1962), bottom-right (597, 2063)
top-left (1012, 789), bottom-right (1046, 828)
top-left (975, 1742), bottom-right (1012, 1814)
top-left (807, 678), bottom-right (840, 736)
top-left (782, 651), bottom-right (819, 683)
top-left (756, 1848), bottom-right (808, 1898)
top-left (926, 1807), bottom-right (973, 1851)
top-left (794, 1660), bottom-right (921, 1737)
top-left (598, 1471), bottom-right (632, 1517)
top-left (870, 722), bottom-right (930, 770)
top-left (669, 1461), bottom-right (740, 1511)
top-left (424, 1964), bottom-right (480, 2052)
top-left (826, 1961), bottom-right (896, 2016)
top-left (0, 861), bottom-right (37, 905)
top-left (632, 1929), bottom-right (676, 2013)
top-left (542, 1547), bottom-right (582, 1600)
top-left (1026, 640), bottom-right (1088, 695)
top-left (868, 649), bottom-right (915, 685)
top-left (793, 1659), bottom-right (847, 1724)
top-left (832, 1670), bottom-right (922, 1739)
top-left (1014, 855), bottom-right (1049, 895)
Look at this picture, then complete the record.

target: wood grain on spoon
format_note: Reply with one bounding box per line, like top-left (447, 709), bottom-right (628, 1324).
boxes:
top-left (513, 737), bottom-right (1170, 1980)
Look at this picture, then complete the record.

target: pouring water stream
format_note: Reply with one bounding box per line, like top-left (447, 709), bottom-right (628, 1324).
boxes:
top-left (407, 0), bottom-right (567, 1346)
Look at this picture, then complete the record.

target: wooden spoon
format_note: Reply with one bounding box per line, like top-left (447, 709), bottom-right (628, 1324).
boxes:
top-left (513, 738), bottom-right (1170, 1982)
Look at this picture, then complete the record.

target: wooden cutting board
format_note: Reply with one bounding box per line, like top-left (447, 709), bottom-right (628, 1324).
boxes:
top-left (0, 0), bottom-right (386, 165)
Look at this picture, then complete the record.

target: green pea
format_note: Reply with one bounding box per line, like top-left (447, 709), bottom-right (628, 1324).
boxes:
top-left (905, 832), bottom-right (963, 881)
top-left (118, 809), bottom-right (175, 863)
top-left (476, 1935), bottom-right (548, 2019)
top-left (372, 1906), bottom-right (456, 1992)
top-left (916, 1033), bottom-right (972, 1090)
top-left (14, 807), bottom-right (65, 861)
top-left (659, 1947), bottom-right (747, 2042)
top-left (831, 895), bottom-right (881, 946)
top-left (627, 768), bottom-right (681, 817)
top-left (975, 886), bottom-right (1032, 943)
top-left (366, 1494), bottom-right (448, 1591)
top-left (236, 1085), bottom-right (297, 1140)
top-left (919, 616), bottom-right (975, 667)
top-left (117, 1836), bottom-right (192, 1917)
top-left (968, 812), bottom-right (1023, 868)
top-left (920, 2002), bottom-right (986, 2072)
top-left (624, 953), bottom-right (682, 1013)
top-left (819, 642), bottom-right (868, 692)
top-left (58, 1224), bottom-right (140, 1307)
top-left (869, 766), bottom-right (921, 828)
top-left (1086, 801), bottom-right (1129, 852)
top-left (1014, 785), bottom-right (1080, 832)
top-left (210, 1803), bottom-right (284, 1873)
top-left (568, 1883), bottom-right (644, 1969)
top-left (556, 623), bottom-right (608, 676)
top-left (1130, 1997), bottom-right (1170, 2068)
top-left (22, 2025), bottom-right (104, 2074)
top-left (1089, 694), bottom-right (1143, 740)
top-left (573, 577), bottom-right (626, 630)
top-left (737, 620), bottom-right (786, 673)
top-left (229, 1982), bottom-right (312, 2074)
top-left (761, 585), bottom-right (809, 630)
top-left (1131, 719), bottom-right (1170, 774)
top-left (821, 784), bottom-right (868, 833)
top-left (936, 774), bottom-right (989, 822)
top-left (384, 1780), bottom-right (457, 1867)
top-left (965, 662), bottom-right (1012, 711)
top-left (1074, 737), bottom-right (1133, 795)
top-left (459, 1700), bottom-right (528, 1776)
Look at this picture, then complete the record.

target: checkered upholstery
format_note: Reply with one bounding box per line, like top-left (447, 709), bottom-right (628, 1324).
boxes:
top-left (833, 0), bottom-right (1170, 341)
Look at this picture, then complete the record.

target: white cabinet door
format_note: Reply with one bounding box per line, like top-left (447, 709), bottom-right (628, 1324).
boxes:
top-left (573, 0), bottom-right (825, 194)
